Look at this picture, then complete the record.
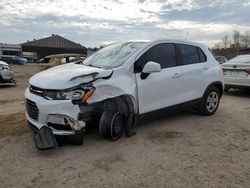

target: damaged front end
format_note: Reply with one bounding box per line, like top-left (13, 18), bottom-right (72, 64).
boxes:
top-left (26, 69), bottom-right (131, 149)
top-left (26, 59), bottom-right (137, 150)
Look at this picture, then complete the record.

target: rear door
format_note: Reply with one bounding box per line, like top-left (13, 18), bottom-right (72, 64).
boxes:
top-left (135, 43), bottom-right (184, 114)
top-left (176, 44), bottom-right (208, 102)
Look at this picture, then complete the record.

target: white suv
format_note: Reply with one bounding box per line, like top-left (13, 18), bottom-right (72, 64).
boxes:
top-left (25, 39), bottom-right (224, 149)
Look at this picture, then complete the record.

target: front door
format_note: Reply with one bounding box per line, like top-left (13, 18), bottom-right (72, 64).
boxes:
top-left (135, 43), bottom-right (183, 114)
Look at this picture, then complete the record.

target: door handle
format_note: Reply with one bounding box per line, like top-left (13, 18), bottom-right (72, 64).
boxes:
top-left (172, 73), bottom-right (182, 78)
top-left (203, 65), bottom-right (209, 70)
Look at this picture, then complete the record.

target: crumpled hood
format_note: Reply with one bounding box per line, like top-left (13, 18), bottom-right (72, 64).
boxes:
top-left (29, 63), bottom-right (113, 90)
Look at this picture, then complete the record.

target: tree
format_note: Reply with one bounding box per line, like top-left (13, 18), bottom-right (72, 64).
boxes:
top-left (222, 35), bottom-right (229, 49)
top-left (213, 42), bottom-right (222, 49)
top-left (241, 30), bottom-right (250, 48)
top-left (233, 30), bottom-right (241, 48)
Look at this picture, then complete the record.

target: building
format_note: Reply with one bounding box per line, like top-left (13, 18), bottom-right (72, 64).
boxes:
top-left (0, 43), bottom-right (22, 56)
top-left (21, 34), bottom-right (87, 59)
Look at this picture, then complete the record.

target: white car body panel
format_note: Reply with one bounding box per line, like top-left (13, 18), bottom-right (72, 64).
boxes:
top-left (29, 63), bottom-right (113, 90)
top-left (136, 66), bottom-right (182, 114)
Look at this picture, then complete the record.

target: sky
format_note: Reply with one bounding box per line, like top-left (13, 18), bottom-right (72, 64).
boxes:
top-left (0, 0), bottom-right (250, 48)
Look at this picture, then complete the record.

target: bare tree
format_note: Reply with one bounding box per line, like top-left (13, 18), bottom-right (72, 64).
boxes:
top-left (233, 30), bottom-right (241, 48)
top-left (241, 30), bottom-right (250, 48)
top-left (222, 35), bottom-right (229, 49)
top-left (213, 42), bottom-right (222, 49)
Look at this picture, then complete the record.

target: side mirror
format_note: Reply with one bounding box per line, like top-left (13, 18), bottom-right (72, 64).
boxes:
top-left (141, 61), bottom-right (161, 80)
top-left (142, 61), bottom-right (161, 73)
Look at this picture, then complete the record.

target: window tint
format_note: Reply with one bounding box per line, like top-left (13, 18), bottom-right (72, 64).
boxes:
top-left (135, 43), bottom-right (177, 72)
top-left (135, 53), bottom-right (146, 72)
top-left (146, 43), bottom-right (176, 69)
top-left (198, 48), bottom-right (206, 62)
top-left (180, 44), bottom-right (200, 65)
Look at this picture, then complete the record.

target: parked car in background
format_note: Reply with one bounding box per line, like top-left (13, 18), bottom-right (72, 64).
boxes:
top-left (238, 48), bottom-right (250, 55)
top-left (222, 55), bottom-right (250, 91)
top-left (37, 53), bottom-right (86, 70)
top-left (25, 39), bottom-right (224, 149)
top-left (215, 56), bottom-right (228, 64)
top-left (0, 55), bottom-right (27, 65)
top-left (0, 61), bottom-right (16, 85)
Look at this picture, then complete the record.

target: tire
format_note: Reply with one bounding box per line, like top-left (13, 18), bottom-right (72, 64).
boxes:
top-left (199, 86), bottom-right (220, 116)
top-left (99, 110), bottom-right (124, 141)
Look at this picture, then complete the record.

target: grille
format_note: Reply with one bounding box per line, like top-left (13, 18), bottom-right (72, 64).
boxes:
top-left (26, 99), bottom-right (39, 121)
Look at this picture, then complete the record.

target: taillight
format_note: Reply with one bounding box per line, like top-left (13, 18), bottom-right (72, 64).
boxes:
top-left (246, 69), bottom-right (250, 74)
top-left (220, 65), bottom-right (225, 74)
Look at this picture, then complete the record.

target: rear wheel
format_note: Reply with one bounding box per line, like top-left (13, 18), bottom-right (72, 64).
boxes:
top-left (99, 110), bottom-right (124, 141)
top-left (199, 86), bottom-right (220, 116)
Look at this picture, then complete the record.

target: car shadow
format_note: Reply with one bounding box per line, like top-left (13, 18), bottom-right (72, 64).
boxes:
top-left (224, 89), bottom-right (250, 98)
top-left (135, 109), bottom-right (194, 129)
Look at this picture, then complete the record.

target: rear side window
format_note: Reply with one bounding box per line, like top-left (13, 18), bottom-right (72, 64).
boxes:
top-left (180, 44), bottom-right (206, 65)
top-left (198, 48), bottom-right (206, 62)
top-left (134, 43), bottom-right (177, 72)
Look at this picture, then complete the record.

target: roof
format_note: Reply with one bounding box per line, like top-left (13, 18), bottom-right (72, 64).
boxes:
top-left (21, 35), bottom-right (86, 49)
top-left (118, 39), bottom-right (208, 48)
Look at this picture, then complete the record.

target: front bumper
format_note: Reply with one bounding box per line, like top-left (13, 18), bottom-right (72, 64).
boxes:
top-left (0, 70), bottom-right (14, 82)
top-left (25, 88), bottom-right (86, 135)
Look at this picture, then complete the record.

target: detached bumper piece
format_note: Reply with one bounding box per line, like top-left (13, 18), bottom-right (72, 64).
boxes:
top-left (34, 126), bottom-right (57, 150)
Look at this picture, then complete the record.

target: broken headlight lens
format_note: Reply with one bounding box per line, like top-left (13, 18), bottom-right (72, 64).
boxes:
top-left (43, 90), bottom-right (84, 100)
top-left (43, 86), bottom-right (95, 101)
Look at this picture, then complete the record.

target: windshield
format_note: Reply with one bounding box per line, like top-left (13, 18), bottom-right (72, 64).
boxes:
top-left (227, 55), bottom-right (250, 64)
top-left (83, 42), bottom-right (146, 69)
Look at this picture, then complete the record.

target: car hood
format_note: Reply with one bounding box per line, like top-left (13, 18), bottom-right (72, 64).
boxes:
top-left (29, 63), bottom-right (113, 90)
top-left (0, 61), bottom-right (9, 66)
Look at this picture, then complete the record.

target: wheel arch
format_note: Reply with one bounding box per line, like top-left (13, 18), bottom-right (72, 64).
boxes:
top-left (205, 81), bottom-right (224, 97)
top-left (103, 94), bottom-right (137, 115)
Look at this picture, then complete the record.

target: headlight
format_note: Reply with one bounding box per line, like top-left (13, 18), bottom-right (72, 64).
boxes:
top-left (43, 90), bottom-right (80, 100)
top-left (43, 87), bottom-right (95, 101)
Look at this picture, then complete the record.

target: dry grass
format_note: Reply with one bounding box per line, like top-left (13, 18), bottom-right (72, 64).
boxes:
top-left (0, 112), bottom-right (30, 138)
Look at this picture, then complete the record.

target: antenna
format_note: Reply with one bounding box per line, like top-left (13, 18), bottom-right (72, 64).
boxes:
top-left (185, 31), bottom-right (190, 40)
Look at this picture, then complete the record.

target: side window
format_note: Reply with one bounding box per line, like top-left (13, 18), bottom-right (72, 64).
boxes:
top-left (180, 44), bottom-right (199, 65)
top-left (198, 48), bottom-right (207, 62)
top-left (146, 43), bottom-right (176, 69)
top-left (134, 53), bottom-right (146, 73)
top-left (134, 43), bottom-right (177, 72)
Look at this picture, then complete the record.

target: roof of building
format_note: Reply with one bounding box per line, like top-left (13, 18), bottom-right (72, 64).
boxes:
top-left (21, 34), bottom-right (86, 49)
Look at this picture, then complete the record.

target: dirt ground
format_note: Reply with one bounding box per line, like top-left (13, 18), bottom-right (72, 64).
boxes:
top-left (0, 65), bottom-right (250, 188)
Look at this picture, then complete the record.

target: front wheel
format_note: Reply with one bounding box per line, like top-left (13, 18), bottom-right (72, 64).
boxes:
top-left (199, 86), bottom-right (220, 116)
top-left (99, 110), bottom-right (124, 141)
